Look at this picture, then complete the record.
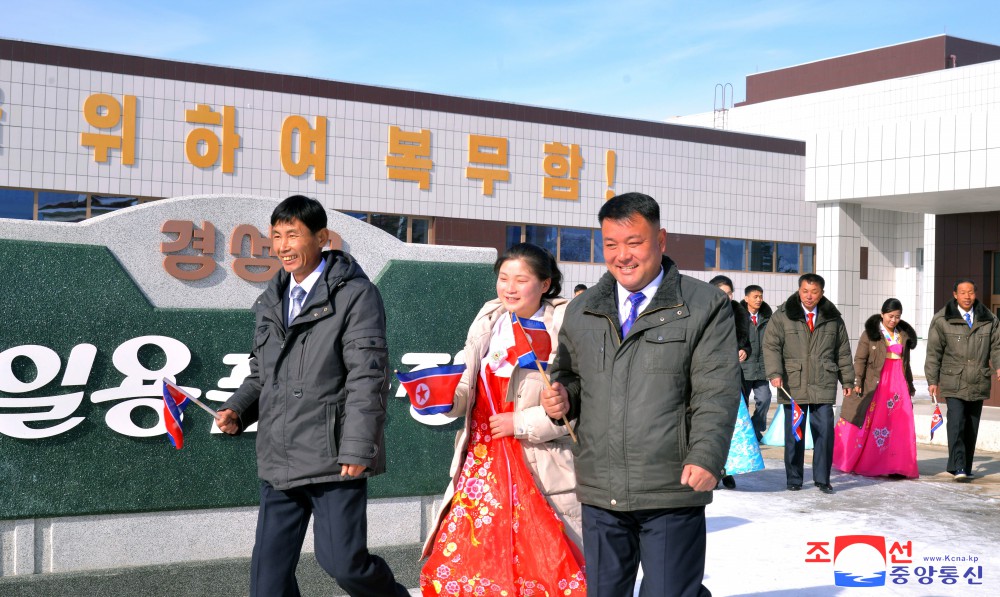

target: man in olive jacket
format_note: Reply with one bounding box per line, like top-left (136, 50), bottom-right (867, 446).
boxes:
top-left (541, 192), bottom-right (740, 597)
top-left (215, 195), bottom-right (408, 597)
top-left (925, 279), bottom-right (1000, 481)
top-left (763, 274), bottom-right (853, 494)
top-left (741, 285), bottom-right (773, 440)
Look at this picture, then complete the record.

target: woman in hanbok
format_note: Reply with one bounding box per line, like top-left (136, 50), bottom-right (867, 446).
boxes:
top-left (834, 298), bottom-right (919, 478)
top-left (420, 243), bottom-right (586, 596)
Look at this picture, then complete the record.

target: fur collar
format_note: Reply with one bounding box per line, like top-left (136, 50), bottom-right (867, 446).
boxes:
top-left (740, 300), bottom-right (772, 320)
top-left (943, 299), bottom-right (995, 323)
top-left (782, 292), bottom-right (841, 322)
top-left (863, 314), bottom-right (917, 349)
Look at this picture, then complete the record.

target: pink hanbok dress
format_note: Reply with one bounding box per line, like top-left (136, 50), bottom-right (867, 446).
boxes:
top-left (833, 341), bottom-right (918, 478)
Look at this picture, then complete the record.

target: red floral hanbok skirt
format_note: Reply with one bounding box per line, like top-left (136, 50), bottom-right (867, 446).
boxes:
top-left (420, 367), bottom-right (586, 596)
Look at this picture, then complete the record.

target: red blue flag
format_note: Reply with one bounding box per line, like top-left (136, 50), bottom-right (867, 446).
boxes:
top-left (508, 314), bottom-right (550, 370)
top-left (930, 403), bottom-right (943, 440)
top-left (790, 396), bottom-right (805, 442)
top-left (162, 379), bottom-right (192, 450)
top-left (396, 364), bottom-right (466, 415)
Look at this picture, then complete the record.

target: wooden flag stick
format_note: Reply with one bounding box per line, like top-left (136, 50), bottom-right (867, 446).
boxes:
top-left (533, 360), bottom-right (578, 444)
top-left (187, 395), bottom-right (219, 417)
top-left (777, 385), bottom-right (795, 402)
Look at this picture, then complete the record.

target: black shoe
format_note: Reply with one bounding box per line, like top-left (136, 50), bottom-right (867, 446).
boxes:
top-left (954, 470), bottom-right (971, 483)
top-left (816, 483), bottom-right (834, 494)
top-left (722, 475), bottom-right (736, 489)
top-left (786, 483), bottom-right (802, 491)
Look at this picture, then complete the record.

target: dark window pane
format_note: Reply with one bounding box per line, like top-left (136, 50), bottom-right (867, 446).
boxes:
top-left (370, 214), bottom-right (407, 241)
top-left (506, 225), bottom-right (522, 249)
top-left (342, 211), bottom-right (368, 222)
top-left (750, 241), bottom-right (774, 272)
top-left (801, 245), bottom-right (815, 274)
top-left (559, 228), bottom-right (591, 262)
top-left (776, 243), bottom-right (799, 273)
top-left (38, 192), bottom-right (88, 222)
top-left (720, 239), bottom-right (745, 271)
top-left (525, 225), bottom-right (557, 255)
top-left (0, 188), bottom-right (35, 220)
top-left (411, 218), bottom-right (429, 244)
top-left (592, 229), bottom-right (603, 263)
top-left (704, 239), bottom-right (717, 269)
top-left (90, 195), bottom-right (137, 217)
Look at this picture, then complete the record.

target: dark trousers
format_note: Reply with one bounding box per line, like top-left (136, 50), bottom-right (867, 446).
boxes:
top-left (582, 504), bottom-right (711, 597)
top-left (742, 378), bottom-right (772, 440)
top-left (945, 397), bottom-right (984, 474)
top-left (783, 403), bottom-right (834, 485)
top-left (250, 479), bottom-right (408, 597)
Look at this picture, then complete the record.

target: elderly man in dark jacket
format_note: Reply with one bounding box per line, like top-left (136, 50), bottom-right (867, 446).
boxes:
top-left (216, 195), bottom-right (408, 597)
top-left (925, 279), bottom-right (1000, 481)
top-left (541, 192), bottom-right (740, 597)
top-left (763, 273), bottom-right (853, 495)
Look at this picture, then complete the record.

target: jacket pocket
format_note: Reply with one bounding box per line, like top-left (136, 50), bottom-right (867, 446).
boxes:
top-left (819, 361), bottom-right (839, 389)
top-left (786, 362), bottom-right (802, 388)
top-left (941, 366), bottom-right (963, 393)
top-left (326, 402), bottom-right (344, 459)
top-left (642, 328), bottom-right (686, 373)
top-left (253, 325), bottom-right (271, 375)
top-left (583, 329), bottom-right (607, 372)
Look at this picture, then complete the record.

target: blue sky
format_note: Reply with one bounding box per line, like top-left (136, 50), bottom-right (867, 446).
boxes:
top-left (3, 1), bottom-right (999, 120)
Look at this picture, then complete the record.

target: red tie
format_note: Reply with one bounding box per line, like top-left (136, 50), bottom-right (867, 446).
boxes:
top-left (751, 313), bottom-right (758, 326)
top-left (807, 312), bottom-right (815, 332)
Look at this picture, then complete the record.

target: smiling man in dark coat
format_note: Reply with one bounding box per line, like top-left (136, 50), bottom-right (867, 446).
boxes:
top-left (215, 195), bottom-right (408, 597)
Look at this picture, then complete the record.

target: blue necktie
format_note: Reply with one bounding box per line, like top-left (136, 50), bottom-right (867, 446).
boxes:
top-left (621, 292), bottom-right (645, 337)
top-left (965, 312), bottom-right (973, 328)
top-left (288, 285), bottom-right (307, 327)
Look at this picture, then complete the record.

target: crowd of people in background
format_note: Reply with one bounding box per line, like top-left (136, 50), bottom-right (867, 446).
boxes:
top-left (216, 192), bottom-right (1000, 597)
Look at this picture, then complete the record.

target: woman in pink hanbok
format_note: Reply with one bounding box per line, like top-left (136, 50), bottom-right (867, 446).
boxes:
top-left (834, 298), bottom-right (919, 478)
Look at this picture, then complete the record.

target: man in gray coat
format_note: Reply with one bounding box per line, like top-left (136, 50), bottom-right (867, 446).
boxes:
top-left (215, 195), bottom-right (408, 597)
top-left (763, 274), bottom-right (853, 494)
top-left (925, 279), bottom-right (1000, 481)
top-left (541, 192), bottom-right (740, 597)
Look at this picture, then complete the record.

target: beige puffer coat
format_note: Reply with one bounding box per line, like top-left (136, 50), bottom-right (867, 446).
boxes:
top-left (421, 298), bottom-right (581, 557)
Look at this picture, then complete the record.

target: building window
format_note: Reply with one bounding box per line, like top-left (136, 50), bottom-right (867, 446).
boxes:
top-left (749, 240), bottom-right (774, 272)
top-left (38, 192), bottom-right (88, 222)
top-left (704, 239), bottom-right (717, 269)
top-left (776, 243), bottom-right (799, 273)
top-left (525, 225), bottom-right (557, 255)
top-left (559, 227), bottom-right (592, 263)
top-left (370, 214), bottom-right (408, 242)
top-left (506, 225), bottom-right (522, 249)
top-left (90, 195), bottom-right (138, 218)
top-left (592, 229), bottom-right (604, 263)
top-left (338, 211), bottom-right (430, 244)
top-left (801, 245), bottom-right (815, 273)
top-left (719, 239), bottom-right (746, 271)
top-left (411, 218), bottom-right (429, 244)
top-left (860, 246), bottom-right (869, 280)
top-left (0, 188), bottom-right (36, 220)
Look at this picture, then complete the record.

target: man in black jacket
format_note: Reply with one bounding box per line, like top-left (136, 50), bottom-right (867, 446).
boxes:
top-left (741, 285), bottom-right (773, 441)
top-left (216, 195), bottom-right (408, 597)
top-left (709, 275), bottom-right (751, 489)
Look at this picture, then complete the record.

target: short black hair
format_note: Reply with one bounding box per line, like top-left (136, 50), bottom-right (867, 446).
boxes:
top-left (494, 243), bottom-right (563, 299)
top-left (709, 275), bottom-right (734, 291)
top-left (271, 195), bottom-right (327, 234)
top-left (744, 284), bottom-right (763, 296)
top-left (598, 192), bottom-right (660, 227)
top-left (798, 273), bottom-right (825, 289)
top-left (574, 284), bottom-right (588, 293)
top-left (881, 298), bottom-right (903, 313)
top-left (954, 278), bottom-right (977, 292)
